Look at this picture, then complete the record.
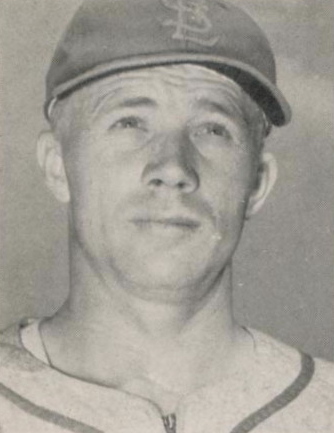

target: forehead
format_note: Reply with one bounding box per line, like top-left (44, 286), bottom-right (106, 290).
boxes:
top-left (91, 64), bottom-right (241, 94)
top-left (52, 64), bottom-right (265, 143)
top-left (67, 64), bottom-right (250, 118)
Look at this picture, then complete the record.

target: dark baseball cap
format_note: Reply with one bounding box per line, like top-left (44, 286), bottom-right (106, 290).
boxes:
top-left (45, 0), bottom-right (291, 126)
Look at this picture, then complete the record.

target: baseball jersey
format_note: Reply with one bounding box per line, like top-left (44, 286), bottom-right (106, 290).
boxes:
top-left (0, 319), bottom-right (333, 433)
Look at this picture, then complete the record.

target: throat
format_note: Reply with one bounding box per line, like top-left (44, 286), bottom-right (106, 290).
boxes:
top-left (39, 266), bottom-right (239, 413)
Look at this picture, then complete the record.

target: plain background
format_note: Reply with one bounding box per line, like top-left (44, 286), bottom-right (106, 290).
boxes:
top-left (0, 0), bottom-right (333, 361)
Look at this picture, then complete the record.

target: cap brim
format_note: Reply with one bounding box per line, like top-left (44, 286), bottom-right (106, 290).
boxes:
top-left (45, 53), bottom-right (291, 126)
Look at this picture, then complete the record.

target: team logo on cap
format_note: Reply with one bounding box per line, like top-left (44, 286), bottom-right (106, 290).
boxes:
top-left (161, 0), bottom-right (219, 47)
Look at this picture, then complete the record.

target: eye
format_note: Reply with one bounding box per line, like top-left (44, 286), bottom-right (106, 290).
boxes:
top-left (111, 116), bottom-right (143, 130)
top-left (203, 122), bottom-right (230, 138)
top-left (193, 122), bottom-right (232, 140)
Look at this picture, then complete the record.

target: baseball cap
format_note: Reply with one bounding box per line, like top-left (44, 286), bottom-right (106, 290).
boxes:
top-left (45, 0), bottom-right (291, 126)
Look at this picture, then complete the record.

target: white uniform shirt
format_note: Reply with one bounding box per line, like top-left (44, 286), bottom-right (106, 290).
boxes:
top-left (0, 319), bottom-right (333, 433)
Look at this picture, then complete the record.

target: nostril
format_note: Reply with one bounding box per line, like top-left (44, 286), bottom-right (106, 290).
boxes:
top-left (142, 160), bottom-right (199, 193)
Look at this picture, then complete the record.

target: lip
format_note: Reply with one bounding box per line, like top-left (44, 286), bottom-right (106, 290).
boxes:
top-left (131, 216), bottom-right (200, 230)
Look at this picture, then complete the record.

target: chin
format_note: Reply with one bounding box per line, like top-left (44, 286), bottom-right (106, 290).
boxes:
top-left (112, 250), bottom-right (222, 304)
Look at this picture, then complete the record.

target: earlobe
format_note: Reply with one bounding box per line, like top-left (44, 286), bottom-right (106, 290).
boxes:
top-left (37, 131), bottom-right (70, 203)
top-left (246, 152), bottom-right (277, 218)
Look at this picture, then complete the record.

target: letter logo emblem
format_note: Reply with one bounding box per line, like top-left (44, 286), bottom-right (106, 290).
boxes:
top-left (161, 0), bottom-right (219, 47)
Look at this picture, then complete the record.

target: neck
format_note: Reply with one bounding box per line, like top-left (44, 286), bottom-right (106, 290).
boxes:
top-left (42, 244), bottom-right (249, 413)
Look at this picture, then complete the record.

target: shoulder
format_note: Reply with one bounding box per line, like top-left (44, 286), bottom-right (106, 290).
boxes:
top-left (297, 356), bottom-right (334, 431)
top-left (0, 319), bottom-right (49, 408)
top-left (0, 320), bottom-right (55, 430)
top-left (251, 328), bottom-right (334, 388)
top-left (0, 319), bottom-right (45, 372)
top-left (250, 329), bottom-right (334, 432)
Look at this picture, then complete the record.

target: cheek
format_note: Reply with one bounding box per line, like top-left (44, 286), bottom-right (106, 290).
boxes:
top-left (200, 155), bottom-right (255, 254)
top-left (65, 144), bottom-right (144, 223)
top-left (206, 150), bottom-right (254, 212)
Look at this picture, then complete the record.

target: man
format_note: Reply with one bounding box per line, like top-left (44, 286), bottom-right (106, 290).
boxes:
top-left (0, 0), bottom-right (333, 432)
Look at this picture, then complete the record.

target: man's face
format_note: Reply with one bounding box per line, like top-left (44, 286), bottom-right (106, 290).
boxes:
top-left (57, 65), bottom-right (262, 303)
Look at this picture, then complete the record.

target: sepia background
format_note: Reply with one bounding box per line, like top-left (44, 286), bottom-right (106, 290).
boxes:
top-left (0, 0), bottom-right (333, 361)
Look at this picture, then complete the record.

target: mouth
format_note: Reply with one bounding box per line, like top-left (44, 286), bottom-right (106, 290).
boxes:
top-left (131, 216), bottom-right (200, 232)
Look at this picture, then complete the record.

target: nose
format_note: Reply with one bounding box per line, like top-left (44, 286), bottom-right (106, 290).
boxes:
top-left (141, 132), bottom-right (199, 194)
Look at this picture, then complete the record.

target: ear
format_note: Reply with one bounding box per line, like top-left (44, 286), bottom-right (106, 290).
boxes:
top-left (37, 131), bottom-right (70, 203)
top-left (246, 152), bottom-right (277, 218)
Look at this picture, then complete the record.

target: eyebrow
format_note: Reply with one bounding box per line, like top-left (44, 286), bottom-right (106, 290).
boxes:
top-left (114, 97), bottom-right (157, 109)
top-left (194, 97), bottom-right (242, 118)
top-left (92, 95), bottom-right (158, 117)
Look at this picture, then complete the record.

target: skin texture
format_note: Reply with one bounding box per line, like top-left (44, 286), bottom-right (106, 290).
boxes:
top-left (47, 65), bottom-right (267, 303)
top-left (37, 64), bottom-right (277, 414)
